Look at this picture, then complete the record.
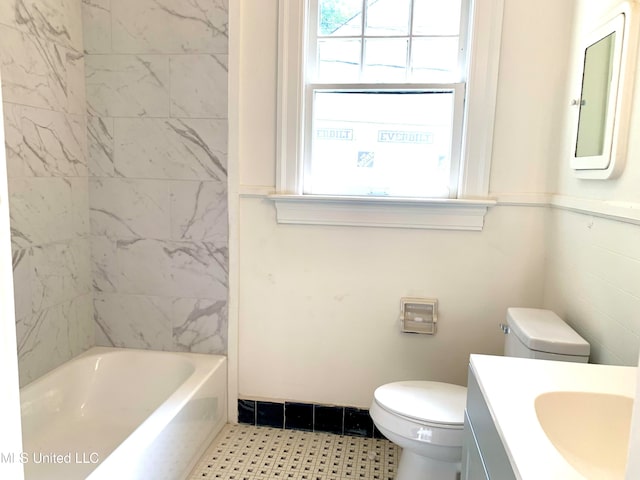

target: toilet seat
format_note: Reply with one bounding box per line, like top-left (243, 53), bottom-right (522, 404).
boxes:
top-left (373, 381), bottom-right (467, 428)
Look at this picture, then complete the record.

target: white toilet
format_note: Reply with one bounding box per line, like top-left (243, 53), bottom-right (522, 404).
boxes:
top-left (369, 307), bottom-right (590, 480)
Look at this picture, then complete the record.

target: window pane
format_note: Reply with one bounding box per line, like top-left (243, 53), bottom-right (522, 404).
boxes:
top-left (411, 37), bottom-right (459, 82)
top-left (318, 0), bottom-right (363, 36)
top-left (309, 91), bottom-right (454, 197)
top-left (413, 0), bottom-right (462, 36)
top-left (363, 38), bottom-right (408, 82)
top-left (365, 0), bottom-right (411, 36)
top-left (317, 39), bottom-right (362, 82)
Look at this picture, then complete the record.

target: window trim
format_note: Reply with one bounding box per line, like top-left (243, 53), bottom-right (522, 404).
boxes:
top-left (275, 0), bottom-right (504, 230)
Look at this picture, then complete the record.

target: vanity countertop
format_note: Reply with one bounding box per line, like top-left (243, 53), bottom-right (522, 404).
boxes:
top-left (469, 354), bottom-right (637, 480)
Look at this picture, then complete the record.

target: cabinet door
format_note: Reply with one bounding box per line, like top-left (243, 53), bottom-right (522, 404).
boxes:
top-left (466, 367), bottom-right (517, 480)
top-left (462, 412), bottom-right (489, 480)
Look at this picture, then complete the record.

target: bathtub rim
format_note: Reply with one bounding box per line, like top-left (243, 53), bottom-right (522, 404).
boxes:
top-left (20, 346), bottom-right (228, 480)
top-left (20, 346), bottom-right (227, 392)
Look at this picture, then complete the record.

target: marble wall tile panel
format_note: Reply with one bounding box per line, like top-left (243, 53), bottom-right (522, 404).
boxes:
top-left (114, 118), bottom-right (227, 180)
top-left (87, 116), bottom-right (115, 177)
top-left (12, 248), bottom-right (31, 321)
top-left (70, 177), bottom-right (90, 237)
top-left (3, 102), bottom-right (24, 178)
top-left (164, 240), bottom-right (228, 298)
top-left (69, 293), bottom-right (94, 356)
top-left (93, 293), bottom-right (226, 354)
top-left (116, 238), bottom-right (228, 298)
top-left (2, 0), bottom-right (92, 384)
top-left (114, 238), bottom-right (174, 296)
top-left (90, 235), bottom-right (118, 293)
top-left (94, 293), bottom-right (173, 350)
top-left (89, 178), bottom-right (171, 239)
top-left (81, 0), bottom-right (229, 356)
top-left (81, 0), bottom-right (111, 54)
top-left (16, 300), bottom-right (74, 385)
top-left (172, 297), bottom-right (227, 354)
top-left (65, 48), bottom-right (86, 115)
top-left (0, 24), bottom-right (67, 112)
top-left (111, 0), bottom-right (228, 54)
top-left (20, 106), bottom-right (88, 177)
top-left (8, 177), bottom-right (73, 249)
top-left (6, 0), bottom-right (85, 52)
top-left (169, 180), bottom-right (227, 242)
top-left (16, 294), bottom-right (92, 386)
top-left (85, 55), bottom-right (170, 117)
top-left (170, 54), bottom-right (228, 118)
top-left (30, 239), bottom-right (90, 312)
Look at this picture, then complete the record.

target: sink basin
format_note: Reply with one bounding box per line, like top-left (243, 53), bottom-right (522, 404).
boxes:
top-left (535, 391), bottom-right (633, 480)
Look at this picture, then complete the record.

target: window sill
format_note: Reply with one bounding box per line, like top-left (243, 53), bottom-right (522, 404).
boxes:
top-left (268, 194), bottom-right (496, 231)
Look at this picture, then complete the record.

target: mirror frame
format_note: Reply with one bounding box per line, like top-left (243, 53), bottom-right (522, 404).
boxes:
top-left (571, 2), bottom-right (639, 179)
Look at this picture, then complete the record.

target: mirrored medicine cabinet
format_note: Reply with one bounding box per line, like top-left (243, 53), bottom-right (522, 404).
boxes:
top-left (570, 2), bottom-right (639, 179)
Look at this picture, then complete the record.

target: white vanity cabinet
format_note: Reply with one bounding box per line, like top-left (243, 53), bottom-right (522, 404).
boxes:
top-left (461, 354), bottom-right (636, 479)
top-left (461, 365), bottom-right (516, 480)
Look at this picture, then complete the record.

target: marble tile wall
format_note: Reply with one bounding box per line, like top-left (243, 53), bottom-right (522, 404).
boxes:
top-left (0, 0), bottom-right (93, 385)
top-left (83, 0), bottom-right (229, 354)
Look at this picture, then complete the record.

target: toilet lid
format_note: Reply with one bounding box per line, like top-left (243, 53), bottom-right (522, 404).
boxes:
top-left (374, 381), bottom-right (467, 426)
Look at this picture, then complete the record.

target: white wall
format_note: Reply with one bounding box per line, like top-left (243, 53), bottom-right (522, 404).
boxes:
top-left (234, 0), bottom-right (574, 407)
top-left (543, 0), bottom-right (640, 365)
top-left (539, 1), bottom-right (640, 473)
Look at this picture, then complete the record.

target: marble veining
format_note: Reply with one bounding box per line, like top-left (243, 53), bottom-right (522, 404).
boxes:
top-left (20, 106), bottom-right (88, 177)
top-left (94, 293), bottom-right (173, 350)
top-left (12, 248), bottom-right (31, 321)
top-left (170, 54), bottom-right (228, 118)
top-left (167, 119), bottom-right (226, 177)
top-left (8, 177), bottom-right (74, 249)
top-left (173, 298), bottom-right (227, 354)
top-left (3, 102), bottom-right (25, 178)
top-left (87, 116), bottom-right (116, 176)
top-left (114, 118), bottom-right (226, 180)
top-left (81, 0), bottom-right (111, 54)
top-left (0, 25), bottom-right (67, 112)
top-left (90, 235), bottom-right (117, 292)
top-left (30, 239), bottom-right (91, 312)
top-left (13, 0), bottom-right (84, 52)
top-left (111, 0), bottom-right (228, 54)
top-left (82, 0), bottom-right (229, 356)
top-left (85, 55), bottom-right (170, 117)
top-left (113, 238), bottom-right (228, 298)
top-left (89, 178), bottom-right (171, 239)
top-left (64, 47), bottom-right (86, 115)
top-left (3, 0), bottom-right (92, 387)
top-left (93, 293), bottom-right (227, 354)
top-left (4, 0), bottom-right (230, 382)
top-left (16, 294), bottom-right (93, 385)
top-left (170, 181), bottom-right (227, 241)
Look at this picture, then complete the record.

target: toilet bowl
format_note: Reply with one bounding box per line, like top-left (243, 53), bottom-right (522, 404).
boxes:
top-left (370, 308), bottom-right (591, 480)
top-left (370, 381), bottom-right (466, 479)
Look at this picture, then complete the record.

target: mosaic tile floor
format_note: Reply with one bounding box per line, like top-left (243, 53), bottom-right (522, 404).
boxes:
top-left (189, 424), bottom-right (399, 480)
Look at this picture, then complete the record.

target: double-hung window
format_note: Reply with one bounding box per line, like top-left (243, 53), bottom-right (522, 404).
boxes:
top-left (307, 0), bottom-right (466, 198)
top-left (275, 0), bottom-right (503, 229)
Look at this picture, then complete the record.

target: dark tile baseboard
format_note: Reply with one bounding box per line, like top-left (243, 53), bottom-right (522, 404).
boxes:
top-left (237, 399), bottom-right (385, 439)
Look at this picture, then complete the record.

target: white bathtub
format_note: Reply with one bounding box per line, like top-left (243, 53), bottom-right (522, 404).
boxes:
top-left (19, 347), bottom-right (227, 480)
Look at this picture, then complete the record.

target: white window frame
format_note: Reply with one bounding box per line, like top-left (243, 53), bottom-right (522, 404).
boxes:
top-left (273, 0), bottom-right (503, 230)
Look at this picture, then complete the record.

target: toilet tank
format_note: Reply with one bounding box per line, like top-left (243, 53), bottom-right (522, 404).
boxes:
top-left (503, 308), bottom-right (590, 363)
